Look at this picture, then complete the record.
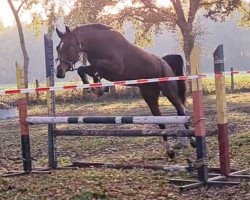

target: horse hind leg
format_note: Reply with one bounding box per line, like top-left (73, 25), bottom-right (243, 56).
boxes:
top-left (159, 81), bottom-right (196, 149)
top-left (139, 85), bottom-right (164, 129)
top-left (139, 85), bottom-right (175, 158)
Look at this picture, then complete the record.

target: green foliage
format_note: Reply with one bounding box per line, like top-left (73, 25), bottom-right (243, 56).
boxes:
top-left (238, 1), bottom-right (250, 27)
top-left (41, 0), bottom-right (65, 37)
top-left (65, 0), bottom-right (117, 27)
top-left (132, 21), bottom-right (154, 47)
top-left (204, 0), bottom-right (242, 21)
top-left (26, 13), bottom-right (44, 38)
top-left (22, 0), bottom-right (40, 10)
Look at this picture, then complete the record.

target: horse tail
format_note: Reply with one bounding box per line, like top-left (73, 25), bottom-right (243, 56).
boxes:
top-left (162, 54), bottom-right (186, 105)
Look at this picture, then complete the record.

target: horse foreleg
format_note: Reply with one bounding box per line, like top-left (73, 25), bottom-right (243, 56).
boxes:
top-left (77, 66), bottom-right (92, 84)
top-left (77, 66), bottom-right (107, 96)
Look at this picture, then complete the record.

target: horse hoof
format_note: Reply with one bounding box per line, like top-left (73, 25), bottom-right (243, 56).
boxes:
top-left (167, 149), bottom-right (175, 158)
top-left (103, 86), bottom-right (110, 93)
top-left (190, 137), bottom-right (196, 148)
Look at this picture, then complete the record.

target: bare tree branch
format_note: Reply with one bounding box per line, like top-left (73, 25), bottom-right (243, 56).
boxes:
top-left (17, 0), bottom-right (29, 13)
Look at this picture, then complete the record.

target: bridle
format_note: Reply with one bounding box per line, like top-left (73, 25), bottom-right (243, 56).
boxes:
top-left (55, 33), bottom-right (83, 71)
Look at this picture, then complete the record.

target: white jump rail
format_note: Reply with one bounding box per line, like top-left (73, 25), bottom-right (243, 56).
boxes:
top-left (26, 116), bottom-right (191, 125)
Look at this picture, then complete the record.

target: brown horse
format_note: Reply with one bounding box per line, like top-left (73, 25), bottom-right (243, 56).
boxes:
top-left (55, 23), bottom-right (194, 157)
top-left (76, 54), bottom-right (184, 98)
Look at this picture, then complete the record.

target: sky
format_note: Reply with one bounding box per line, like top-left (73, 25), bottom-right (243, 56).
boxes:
top-left (1, 1), bottom-right (30, 26)
top-left (0, 0), bottom-right (170, 27)
top-left (0, 0), bottom-right (74, 27)
top-left (1, 0), bottom-right (249, 27)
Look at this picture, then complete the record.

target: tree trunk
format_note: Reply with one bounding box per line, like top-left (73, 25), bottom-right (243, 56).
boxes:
top-left (182, 31), bottom-right (195, 75)
top-left (8, 0), bottom-right (30, 88)
top-left (172, 0), bottom-right (199, 75)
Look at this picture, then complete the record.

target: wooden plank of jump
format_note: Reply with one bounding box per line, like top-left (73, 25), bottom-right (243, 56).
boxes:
top-left (16, 63), bottom-right (32, 172)
top-left (72, 161), bottom-right (193, 172)
top-left (54, 129), bottom-right (195, 137)
top-left (26, 116), bottom-right (191, 125)
top-left (190, 45), bottom-right (209, 182)
top-left (213, 45), bottom-right (230, 176)
top-left (45, 34), bottom-right (57, 169)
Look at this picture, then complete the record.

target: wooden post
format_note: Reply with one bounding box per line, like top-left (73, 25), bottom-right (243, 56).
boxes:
top-left (44, 34), bottom-right (57, 168)
top-left (190, 45), bottom-right (208, 182)
top-left (16, 63), bottom-right (32, 172)
top-left (35, 79), bottom-right (40, 102)
top-left (230, 67), bottom-right (234, 93)
top-left (213, 45), bottom-right (230, 176)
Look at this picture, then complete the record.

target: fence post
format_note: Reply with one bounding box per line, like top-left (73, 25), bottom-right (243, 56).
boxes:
top-left (35, 79), bottom-right (40, 102)
top-left (230, 67), bottom-right (235, 93)
top-left (213, 45), bottom-right (230, 176)
top-left (16, 63), bottom-right (32, 172)
top-left (190, 45), bottom-right (208, 182)
top-left (44, 34), bottom-right (57, 168)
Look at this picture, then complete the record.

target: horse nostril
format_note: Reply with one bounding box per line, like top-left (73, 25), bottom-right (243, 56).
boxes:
top-left (56, 72), bottom-right (65, 79)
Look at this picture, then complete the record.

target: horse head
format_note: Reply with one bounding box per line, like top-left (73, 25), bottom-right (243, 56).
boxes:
top-left (55, 26), bottom-right (81, 78)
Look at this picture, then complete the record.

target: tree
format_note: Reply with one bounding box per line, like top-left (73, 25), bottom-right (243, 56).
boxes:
top-left (8, 0), bottom-right (63, 88)
top-left (238, 1), bottom-right (250, 27)
top-left (41, 0), bottom-right (65, 37)
top-left (65, 0), bottom-right (117, 27)
top-left (7, 0), bottom-right (39, 87)
top-left (104, 0), bottom-right (243, 74)
top-left (65, 0), bottom-right (243, 74)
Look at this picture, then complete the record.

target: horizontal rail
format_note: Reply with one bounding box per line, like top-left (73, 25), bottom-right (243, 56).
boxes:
top-left (1, 70), bottom-right (249, 96)
top-left (54, 129), bottom-right (195, 137)
top-left (72, 161), bottom-right (193, 172)
top-left (26, 116), bottom-right (191, 125)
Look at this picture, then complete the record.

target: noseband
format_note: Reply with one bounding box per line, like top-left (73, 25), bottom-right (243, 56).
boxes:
top-left (55, 58), bottom-right (78, 71)
top-left (55, 33), bottom-right (83, 71)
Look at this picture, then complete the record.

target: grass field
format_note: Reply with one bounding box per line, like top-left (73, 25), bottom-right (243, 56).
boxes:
top-left (0, 90), bottom-right (249, 199)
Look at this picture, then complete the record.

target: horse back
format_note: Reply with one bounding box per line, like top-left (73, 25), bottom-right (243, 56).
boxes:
top-left (77, 23), bottom-right (113, 31)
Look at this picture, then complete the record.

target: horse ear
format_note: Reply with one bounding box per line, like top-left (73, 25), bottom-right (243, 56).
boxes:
top-left (65, 26), bottom-right (71, 33)
top-left (56, 28), bottom-right (63, 38)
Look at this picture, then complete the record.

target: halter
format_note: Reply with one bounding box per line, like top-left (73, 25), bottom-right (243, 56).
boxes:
top-left (55, 58), bottom-right (77, 71)
top-left (55, 33), bottom-right (84, 71)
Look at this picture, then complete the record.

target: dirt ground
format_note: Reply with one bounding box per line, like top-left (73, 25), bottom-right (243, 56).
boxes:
top-left (0, 93), bottom-right (249, 200)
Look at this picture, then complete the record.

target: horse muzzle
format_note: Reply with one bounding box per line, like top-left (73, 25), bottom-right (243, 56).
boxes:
top-left (56, 70), bottom-right (66, 78)
top-left (56, 73), bottom-right (65, 79)
top-left (56, 65), bottom-right (67, 78)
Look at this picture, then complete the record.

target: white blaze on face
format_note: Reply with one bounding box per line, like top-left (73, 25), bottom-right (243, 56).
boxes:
top-left (56, 42), bottom-right (64, 58)
top-left (58, 42), bottom-right (64, 52)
